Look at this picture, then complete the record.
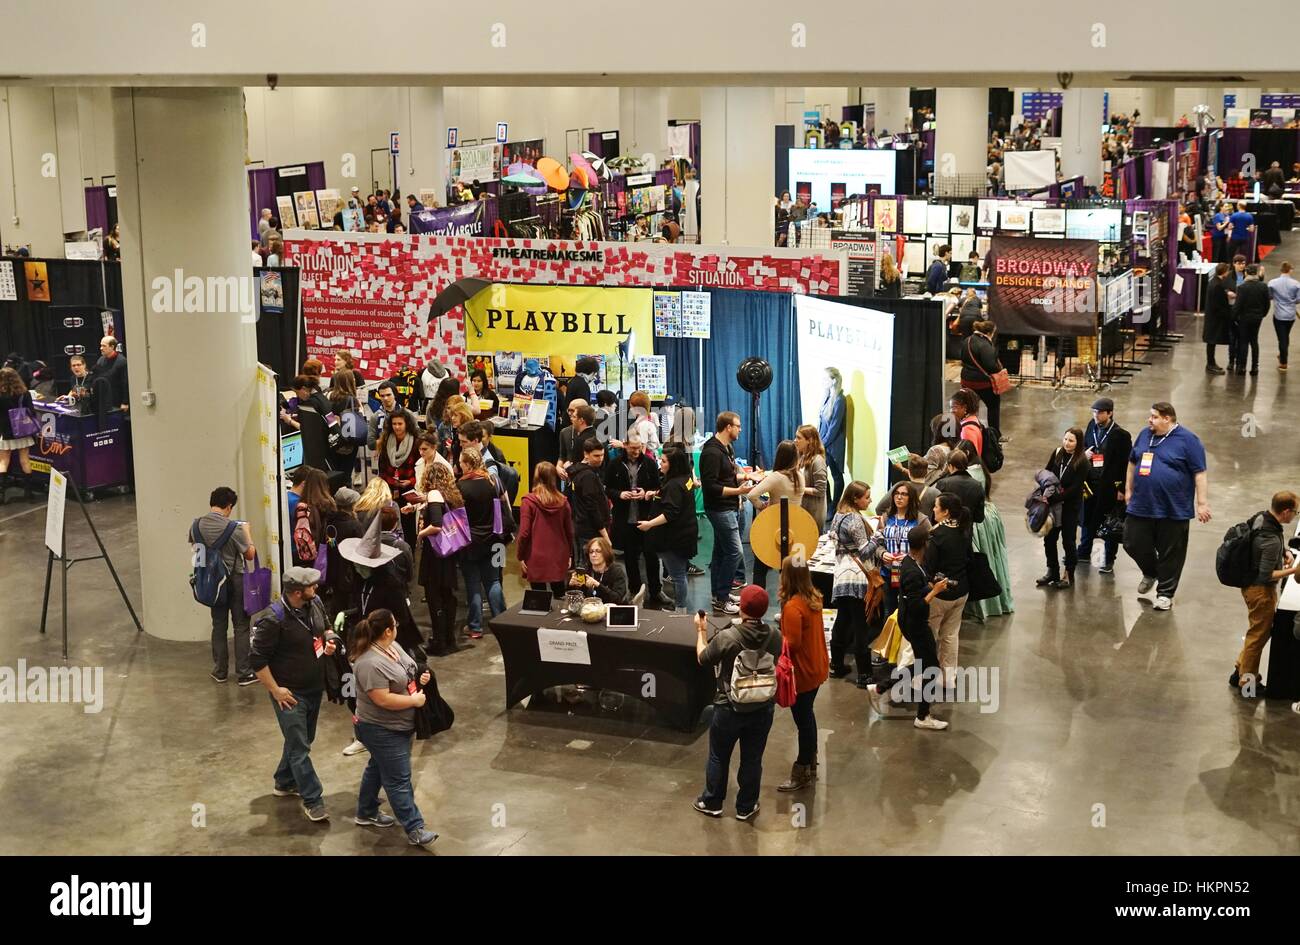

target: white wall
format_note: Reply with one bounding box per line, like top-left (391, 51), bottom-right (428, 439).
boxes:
top-left (1, 87), bottom-right (70, 254)
top-left (243, 86), bottom-right (401, 193)
top-left (442, 86), bottom-right (618, 157)
top-left (667, 87), bottom-right (701, 122)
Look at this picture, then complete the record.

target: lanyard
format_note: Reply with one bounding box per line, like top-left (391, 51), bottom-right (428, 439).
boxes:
top-left (1090, 422), bottom-right (1112, 450)
top-left (1148, 424), bottom-right (1179, 451)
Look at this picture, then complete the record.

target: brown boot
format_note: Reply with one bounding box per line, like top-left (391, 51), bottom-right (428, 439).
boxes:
top-left (777, 762), bottom-right (814, 792)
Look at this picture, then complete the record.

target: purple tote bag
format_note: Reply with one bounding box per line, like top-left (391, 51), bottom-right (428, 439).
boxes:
top-left (243, 553), bottom-right (273, 614)
top-left (427, 505), bottom-right (471, 557)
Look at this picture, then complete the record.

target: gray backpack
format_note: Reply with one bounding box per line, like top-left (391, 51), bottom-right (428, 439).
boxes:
top-left (722, 627), bottom-right (778, 710)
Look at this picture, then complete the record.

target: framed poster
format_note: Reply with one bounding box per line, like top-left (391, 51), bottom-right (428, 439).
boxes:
top-left (680, 291), bottom-right (712, 338)
top-left (0, 260), bottom-right (15, 301)
top-left (873, 199), bottom-right (897, 233)
top-left (951, 234), bottom-right (974, 261)
top-left (950, 205), bottom-right (975, 234)
top-left (653, 290), bottom-right (682, 336)
top-left (1032, 208), bottom-right (1066, 234)
top-left (976, 235), bottom-right (992, 257)
top-left (276, 195), bottom-right (297, 228)
top-left (634, 355), bottom-right (668, 399)
top-left (1000, 205), bottom-right (1030, 231)
top-left (315, 189), bottom-right (344, 226)
top-left (902, 199), bottom-right (928, 235)
top-left (926, 203), bottom-right (950, 236)
top-left (977, 199), bottom-right (1000, 229)
top-left (901, 240), bottom-right (926, 274)
top-left (925, 237), bottom-right (949, 265)
top-left (293, 191), bottom-right (320, 228)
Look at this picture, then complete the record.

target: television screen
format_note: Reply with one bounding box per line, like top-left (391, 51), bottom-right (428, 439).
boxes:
top-left (788, 148), bottom-right (897, 211)
top-left (281, 431), bottom-right (303, 472)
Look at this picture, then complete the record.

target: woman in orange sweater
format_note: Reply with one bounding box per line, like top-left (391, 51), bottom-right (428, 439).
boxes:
top-left (777, 555), bottom-right (830, 792)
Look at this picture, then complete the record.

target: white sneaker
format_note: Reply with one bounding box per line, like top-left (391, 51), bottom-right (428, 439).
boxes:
top-left (713, 598), bottom-right (740, 615)
top-left (1152, 596), bottom-right (1173, 611)
top-left (865, 684), bottom-right (883, 715)
top-left (342, 738), bottom-right (369, 756)
top-left (914, 715), bottom-right (949, 731)
top-left (1137, 576), bottom-right (1157, 595)
top-left (1291, 701), bottom-right (1300, 714)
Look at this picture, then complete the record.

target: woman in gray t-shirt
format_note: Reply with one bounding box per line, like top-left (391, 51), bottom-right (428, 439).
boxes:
top-left (350, 609), bottom-right (437, 847)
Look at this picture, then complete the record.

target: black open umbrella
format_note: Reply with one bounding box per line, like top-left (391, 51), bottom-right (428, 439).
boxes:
top-left (424, 278), bottom-right (494, 335)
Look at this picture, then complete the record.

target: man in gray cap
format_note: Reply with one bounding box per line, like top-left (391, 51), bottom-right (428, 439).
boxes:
top-left (249, 566), bottom-right (339, 823)
top-left (1077, 397), bottom-right (1132, 574)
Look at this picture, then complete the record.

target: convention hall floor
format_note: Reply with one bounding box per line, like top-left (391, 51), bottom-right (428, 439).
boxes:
top-left (3, 243), bottom-right (1298, 857)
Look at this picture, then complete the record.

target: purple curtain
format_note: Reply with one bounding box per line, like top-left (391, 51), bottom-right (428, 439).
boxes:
top-left (689, 122), bottom-right (701, 175)
top-left (1218, 129), bottom-right (1250, 179)
top-left (306, 162), bottom-right (326, 192)
top-left (588, 131), bottom-right (603, 154)
top-left (84, 186), bottom-right (109, 234)
top-left (921, 129), bottom-right (935, 166)
top-left (1132, 128), bottom-right (1155, 149)
top-left (248, 168), bottom-right (277, 239)
top-left (1122, 159), bottom-right (1139, 199)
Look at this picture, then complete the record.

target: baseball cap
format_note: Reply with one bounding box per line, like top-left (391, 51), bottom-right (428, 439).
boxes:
top-left (738, 585), bottom-right (769, 619)
top-left (1092, 397), bottom-right (1115, 413)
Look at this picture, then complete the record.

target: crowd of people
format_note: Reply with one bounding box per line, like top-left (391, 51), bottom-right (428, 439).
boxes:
top-left (183, 324), bottom-right (1300, 835)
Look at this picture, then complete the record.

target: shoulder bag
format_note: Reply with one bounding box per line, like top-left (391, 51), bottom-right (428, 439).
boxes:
top-left (967, 337), bottom-right (1011, 395)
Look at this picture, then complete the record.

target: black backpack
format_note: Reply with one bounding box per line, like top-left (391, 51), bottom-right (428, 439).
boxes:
top-left (1215, 520), bottom-right (1257, 588)
top-left (963, 417), bottom-right (1004, 473)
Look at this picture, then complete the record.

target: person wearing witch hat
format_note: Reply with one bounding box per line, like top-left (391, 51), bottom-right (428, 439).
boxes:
top-left (338, 511), bottom-right (424, 654)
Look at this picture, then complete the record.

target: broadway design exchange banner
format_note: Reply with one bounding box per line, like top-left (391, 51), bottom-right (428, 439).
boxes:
top-left (986, 235), bottom-right (1100, 336)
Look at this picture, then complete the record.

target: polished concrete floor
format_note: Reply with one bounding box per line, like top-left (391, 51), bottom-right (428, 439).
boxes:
top-left (3, 247), bottom-right (1299, 856)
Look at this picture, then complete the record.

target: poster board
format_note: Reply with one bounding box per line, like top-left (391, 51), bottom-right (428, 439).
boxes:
top-left (986, 235), bottom-right (1099, 335)
top-left (45, 469), bottom-right (67, 556)
top-left (1004, 150), bottom-right (1058, 192)
top-left (794, 295), bottom-right (894, 493)
top-left (447, 143), bottom-right (501, 185)
top-left (276, 195), bottom-right (298, 228)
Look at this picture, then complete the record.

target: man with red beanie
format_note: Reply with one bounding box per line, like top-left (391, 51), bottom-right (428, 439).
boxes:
top-left (693, 585), bottom-right (783, 821)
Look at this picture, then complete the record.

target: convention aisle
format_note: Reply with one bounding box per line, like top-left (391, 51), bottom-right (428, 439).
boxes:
top-left (1, 237), bottom-right (1297, 856)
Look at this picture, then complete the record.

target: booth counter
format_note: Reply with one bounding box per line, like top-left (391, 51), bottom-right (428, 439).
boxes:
top-left (489, 417), bottom-right (559, 505)
top-left (27, 401), bottom-right (131, 494)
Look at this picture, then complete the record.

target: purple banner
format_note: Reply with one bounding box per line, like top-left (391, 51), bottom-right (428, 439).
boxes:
top-left (409, 202), bottom-right (486, 237)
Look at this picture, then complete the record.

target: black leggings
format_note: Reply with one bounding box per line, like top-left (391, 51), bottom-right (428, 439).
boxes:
top-left (530, 580), bottom-right (567, 598)
top-left (896, 611), bottom-right (940, 720)
top-left (424, 583), bottom-right (457, 650)
top-left (830, 595), bottom-right (873, 676)
top-left (975, 387), bottom-right (1001, 432)
top-left (789, 687), bottom-right (820, 765)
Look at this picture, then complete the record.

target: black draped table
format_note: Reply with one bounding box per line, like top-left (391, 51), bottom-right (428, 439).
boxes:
top-left (489, 604), bottom-right (717, 730)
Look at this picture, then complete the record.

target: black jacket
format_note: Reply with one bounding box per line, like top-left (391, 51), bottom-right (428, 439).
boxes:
top-left (582, 562), bottom-right (630, 604)
top-left (565, 374), bottom-right (591, 416)
top-left (924, 521), bottom-right (971, 601)
top-left (1082, 420), bottom-right (1132, 515)
top-left (935, 471), bottom-right (986, 524)
top-left (877, 275), bottom-right (902, 298)
top-left (647, 475), bottom-right (699, 558)
top-left (1203, 275), bottom-right (1233, 344)
top-left (1046, 449), bottom-right (1087, 508)
top-left (568, 461), bottom-right (610, 539)
top-left (249, 597), bottom-right (335, 693)
top-left (960, 333), bottom-right (1001, 391)
top-left (604, 453), bottom-right (661, 534)
top-left (92, 352), bottom-right (129, 407)
top-left (1233, 278), bottom-right (1271, 323)
top-left (699, 435), bottom-right (740, 512)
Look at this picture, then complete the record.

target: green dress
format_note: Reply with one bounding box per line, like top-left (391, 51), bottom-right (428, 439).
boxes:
top-left (963, 465), bottom-right (1014, 621)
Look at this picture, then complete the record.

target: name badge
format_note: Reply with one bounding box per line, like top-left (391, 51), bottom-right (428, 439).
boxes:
top-left (1138, 452), bottom-right (1155, 476)
top-left (1091, 452), bottom-right (1105, 468)
top-left (407, 680), bottom-right (418, 695)
top-left (313, 636), bottom-right (324, 658)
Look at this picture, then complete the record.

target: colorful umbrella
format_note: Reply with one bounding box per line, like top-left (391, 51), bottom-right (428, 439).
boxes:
top-left (580, 151), bottom-right (611, 179)
top-left (502, 163), bottom-right (546, 193)
top-left (536, 157), bottom-right (569, 191)
top-left (568, 167), bottom-right (593, 191)
top-left (569, 152), bottom-right (600, 188)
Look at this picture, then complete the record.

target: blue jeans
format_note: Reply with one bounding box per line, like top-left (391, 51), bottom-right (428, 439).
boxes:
top-left (700, 702), bottom-right (774, 814)
top-left (706, 509), bottom-right (743, 603)
top-left (659, 550), bottom-right (690, 613)
top-left (271, 689), bottom-right (323, 806)
top-left (460, 555), bottom-right (506, 631)
top-left (355, 720), bottom-right (424, 833)
top-left (211, 572), bottom-right (250, 677)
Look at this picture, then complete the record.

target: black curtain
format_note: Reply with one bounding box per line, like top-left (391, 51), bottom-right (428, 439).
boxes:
top-left (813, 295), bottom-right (946, 472)
top-left (1249, 130), bottom-right (1297, 180)
top-left (0, 258), bottom-right (123, 367)
top-left (988, 88), bottom-right (1013, 134)
top-left (255, 266), bottom-right (306, 382)
top-left (774, 125), bottom-right (795, 198)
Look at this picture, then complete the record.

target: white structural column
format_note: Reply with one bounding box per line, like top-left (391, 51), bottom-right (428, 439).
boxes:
top-left (113, 88), bottom-right (261, 641)
top-left (1060, 88), bottom-right (1104, 185)
top-left (700, 87), bottom-right (775, 246)
top-left (934, 87), bottom-right (988, 193)
top-left (618, 87), bottom-right (667, 166)
top-left (868, 87), bottom-right (911, 137)
top-left (397, 86), bottom-right (445, 202)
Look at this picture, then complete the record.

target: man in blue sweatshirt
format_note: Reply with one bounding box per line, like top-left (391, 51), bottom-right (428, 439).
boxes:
top-left (926, 244), bottom-right (952, 295)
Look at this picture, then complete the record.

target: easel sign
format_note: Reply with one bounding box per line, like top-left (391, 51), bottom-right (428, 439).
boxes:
top-left (40, 470), bottom-right (143, 659)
